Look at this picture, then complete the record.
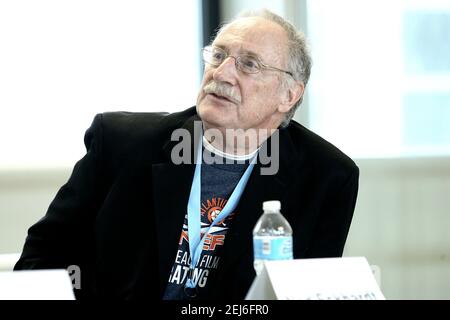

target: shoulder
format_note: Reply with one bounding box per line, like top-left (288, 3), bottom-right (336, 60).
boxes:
top-left (99, 106), bottom-right (196, 138)
top-left (87, 106), bottom-right (197, 165)
top-left (286, 120), bottom-right (359, 181)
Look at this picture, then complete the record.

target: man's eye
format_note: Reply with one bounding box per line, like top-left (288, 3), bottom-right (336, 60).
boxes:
top-left (241, 58), bottom-right (259, 70)
top-left (212, 51), bottom-right (225, 61)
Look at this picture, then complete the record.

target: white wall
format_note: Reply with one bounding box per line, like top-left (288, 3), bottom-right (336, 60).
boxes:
top-left (0, 0), bottom-right (201, 170)
top-left (0, 169), bottom-right (71, 254)
top-left (344, 157), bottom-right (450, 299)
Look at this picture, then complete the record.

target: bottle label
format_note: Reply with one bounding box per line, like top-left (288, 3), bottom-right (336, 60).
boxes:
top-left (253, 236), bottom-right (293, 260)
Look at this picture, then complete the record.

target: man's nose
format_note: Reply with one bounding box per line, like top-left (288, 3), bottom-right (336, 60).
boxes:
top-left (212, 56), bottom-right (238, 85)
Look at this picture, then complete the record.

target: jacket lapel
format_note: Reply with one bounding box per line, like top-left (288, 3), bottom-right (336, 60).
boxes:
top-left (217, 127), bottom-right (303, 273)
top-left (151, 114), bottom-right (200, 296)
top-left (152, 162), bottom-right (194, 296)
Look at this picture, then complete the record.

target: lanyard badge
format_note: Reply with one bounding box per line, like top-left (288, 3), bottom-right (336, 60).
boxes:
top-left (184, 132), bottom-right (256, 295)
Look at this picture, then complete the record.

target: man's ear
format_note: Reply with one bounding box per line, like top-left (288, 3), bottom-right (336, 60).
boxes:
top-left (278, 81), bottom-right (305, 113)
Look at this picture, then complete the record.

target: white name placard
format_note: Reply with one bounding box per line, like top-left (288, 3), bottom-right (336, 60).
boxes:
top-left (0, 270), bottom-right (75, 300)
top-left (246, 257), bottom-right (385, 300)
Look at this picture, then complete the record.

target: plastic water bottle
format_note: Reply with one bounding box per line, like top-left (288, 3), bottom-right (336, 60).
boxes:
top-left (253, 200), bottom-right (293, 275)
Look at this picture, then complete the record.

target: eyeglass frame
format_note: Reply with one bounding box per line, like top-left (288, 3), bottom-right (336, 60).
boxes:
top-left (202, 45), bottom-right (295, 79)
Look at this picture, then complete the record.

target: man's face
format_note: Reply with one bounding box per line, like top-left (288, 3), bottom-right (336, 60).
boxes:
top-left (196, 17), bottom-right (291, 131)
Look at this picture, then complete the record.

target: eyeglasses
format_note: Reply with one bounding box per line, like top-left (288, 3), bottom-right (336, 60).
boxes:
top-left (202, 45), bottom-right (294, 78)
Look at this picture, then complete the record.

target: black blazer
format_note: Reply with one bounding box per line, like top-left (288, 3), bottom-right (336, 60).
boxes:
top-left (14, 107), bottom-right (359, 300)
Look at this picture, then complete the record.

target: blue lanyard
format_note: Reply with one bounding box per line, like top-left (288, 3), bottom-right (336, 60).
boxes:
top-left (185, 133), bottom-right (256, 289)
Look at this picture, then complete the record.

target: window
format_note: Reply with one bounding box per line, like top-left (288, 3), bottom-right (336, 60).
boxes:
top-left (0, 0), bottom-right (201, 169)
top-left (306, 0), bottom-right (450, 158)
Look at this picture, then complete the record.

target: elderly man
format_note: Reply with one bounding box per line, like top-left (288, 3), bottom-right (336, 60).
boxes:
top-left (15, 9), bottom-right (359, 300)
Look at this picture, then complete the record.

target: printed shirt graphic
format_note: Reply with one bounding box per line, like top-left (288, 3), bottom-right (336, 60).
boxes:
top-left (163, 148), bottom-right (250, 300)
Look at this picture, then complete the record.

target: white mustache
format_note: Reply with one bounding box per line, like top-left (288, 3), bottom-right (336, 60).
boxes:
top-left (203, 81), bottom-right (241, 104)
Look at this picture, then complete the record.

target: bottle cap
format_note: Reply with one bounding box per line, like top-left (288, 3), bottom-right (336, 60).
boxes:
top-left (263, 200), bottom-right (281, 212)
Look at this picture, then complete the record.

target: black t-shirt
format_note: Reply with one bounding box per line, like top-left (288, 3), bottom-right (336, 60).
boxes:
top-left (162, 144), bottom-right (252, 300)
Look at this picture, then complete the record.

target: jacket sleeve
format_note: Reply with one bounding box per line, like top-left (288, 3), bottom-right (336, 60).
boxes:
top-left (14, 113), bottom-right (108, 299)
top-left (305, 165), bottom-right (360, 258)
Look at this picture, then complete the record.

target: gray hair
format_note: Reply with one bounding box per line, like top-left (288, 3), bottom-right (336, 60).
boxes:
top-left (215, 9), bottom-right (312, 127)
